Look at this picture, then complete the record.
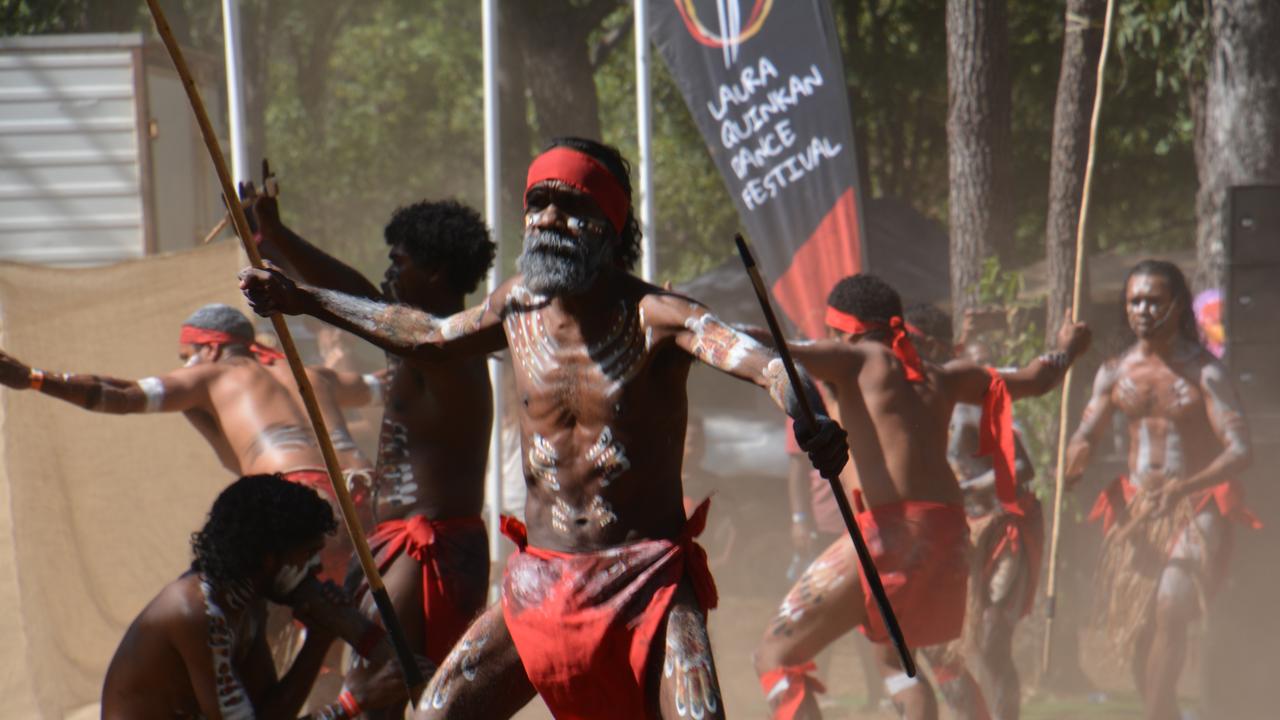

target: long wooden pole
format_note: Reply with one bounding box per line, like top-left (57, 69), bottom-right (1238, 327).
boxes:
top-left (141, 0), bottom-right (424, 697)
top-left (736, 234), bottom-right (917, 678)
top-left (1041, 0), bottom-right (1116, 678)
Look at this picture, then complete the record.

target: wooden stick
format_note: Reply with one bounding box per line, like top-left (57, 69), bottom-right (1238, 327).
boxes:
top-left (141, 0), bottom-right (425, 697)
top-left (735, 234), bottom-right (917, 678)
top-left (201, 213), bottom-right (230, 244)
top-left (1041, 0), bottom-right (1116, 679)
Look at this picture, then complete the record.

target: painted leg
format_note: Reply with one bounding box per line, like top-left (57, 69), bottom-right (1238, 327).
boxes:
top-left (411, 603), bottom-right (536, 719)
top-left (1144, 594), bottom-right (1189, 720)
top-left (922, 645), bottom-right (989, 720)
top-left (974, 551), bottom-right (1028, 720)
top-left (651, 580), bottom-right (726, 720)
top-left (754, 535), bottom-right (864, 720)
top-left (358, 548), bottom-right (426, 720)
top-left (875, 642), bottom-right (937, 720)
top-left (1141, 508), bottom-right (1224, 720)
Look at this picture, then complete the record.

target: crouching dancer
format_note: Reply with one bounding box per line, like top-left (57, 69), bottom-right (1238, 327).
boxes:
top-left (240, 137), bottom-right (849, 719)
top-left (101, 474), bottom-right (410, 719)
top-left (754, 275), bottom-right (1090, 720)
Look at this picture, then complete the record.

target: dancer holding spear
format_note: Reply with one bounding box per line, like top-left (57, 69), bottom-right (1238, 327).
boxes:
top-left (241, 136), bottom-right (851, 719)
top-left (752, 273), bottom-right (1090, 720)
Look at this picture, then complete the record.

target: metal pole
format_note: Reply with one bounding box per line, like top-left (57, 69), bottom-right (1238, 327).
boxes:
top-left (220, 0), bottom-right (249, 184)
top-left (482, 0), bottom-right (504, 562)
top-left (635, 0), bottom-right (657, 283)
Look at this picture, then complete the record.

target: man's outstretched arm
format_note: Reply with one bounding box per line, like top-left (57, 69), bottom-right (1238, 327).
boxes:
top-left (0, 349), bottom-right (211, 415)
top-left (945, 315), bottom-right (1092, 405)
top-left (653, 295), bottom-right (848, 480)
top-left (241, 177), bottom-right (383, 300)
top-left (239, 265), bottom-right (507, 362)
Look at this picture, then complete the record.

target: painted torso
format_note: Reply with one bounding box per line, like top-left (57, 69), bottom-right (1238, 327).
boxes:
top-left (1106, 346), bottom-right (1219, 491)
top-left (503, 280), bottom-right (694, 552)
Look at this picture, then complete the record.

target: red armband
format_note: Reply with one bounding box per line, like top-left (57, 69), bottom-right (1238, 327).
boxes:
top-left (28, 368), bottom-right (44, 391)
top-left (338, 689), bottom-right (361, 718)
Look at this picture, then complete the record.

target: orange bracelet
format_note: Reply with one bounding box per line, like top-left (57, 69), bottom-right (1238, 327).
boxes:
top-left (338, 689), bottom-right (361, 718)
top-left (29, 368), bottom-right (44, 391)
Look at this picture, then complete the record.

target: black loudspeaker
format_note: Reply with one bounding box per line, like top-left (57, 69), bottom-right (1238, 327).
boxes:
top-left (1224, 185), bottom-right (1280, 444)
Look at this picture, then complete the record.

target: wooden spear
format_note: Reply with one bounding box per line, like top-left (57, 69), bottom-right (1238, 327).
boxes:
top-left (735, 234), bottom-right (917, 678)
top-left (141, 0), bottom-right (425, 697)
top-left (1041, 0), bottom-right (1117, 679)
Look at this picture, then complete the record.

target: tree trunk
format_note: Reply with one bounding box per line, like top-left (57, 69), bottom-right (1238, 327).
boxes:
top-left (1044, 0), bottom-right (1105, 344)
top-left (499, 1), bottom-right (534, 268)
top-left (1194, 0), bottom-right (1280, 292)
top-left (512, 1), bottom-right (612, 143)
top-left (946, 0), bottom-right (1013, 319)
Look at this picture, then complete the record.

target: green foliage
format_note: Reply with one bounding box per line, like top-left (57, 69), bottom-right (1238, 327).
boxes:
top-left (974, 257), bottom-right (1059, 495)
top-left (1, 0), bottom-right (1212, 286)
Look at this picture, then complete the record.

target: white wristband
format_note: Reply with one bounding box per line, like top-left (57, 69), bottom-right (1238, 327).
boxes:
top-left (362, 373), bottom-right (384, 404)
top-left (137, 376), bottom-right (165, 413)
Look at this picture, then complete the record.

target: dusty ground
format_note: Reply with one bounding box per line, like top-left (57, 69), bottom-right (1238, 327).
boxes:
top-left (509, 591), bottom-right (1176, 720)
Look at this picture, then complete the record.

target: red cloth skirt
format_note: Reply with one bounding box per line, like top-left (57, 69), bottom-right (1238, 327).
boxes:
top-left (365, 514), bottom-right (489, 664)
top-left (499, 500), bottom-right (717, 720)
top-left (855, 499), bottom-right (970, 648)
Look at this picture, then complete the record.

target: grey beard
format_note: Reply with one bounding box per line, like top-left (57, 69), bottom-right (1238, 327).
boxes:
top-left (517, 228), bottom-right (610, 296)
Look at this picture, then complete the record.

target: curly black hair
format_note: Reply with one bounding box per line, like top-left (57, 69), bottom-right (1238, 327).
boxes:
top-left (546, 137), bottom-right (642, 271)
top-left (904, 302), bottom-right (953, 345)
top-left (190, 474), bottom-right (336, 589)
top-left (384, 200), bottom-right (495, 295)
top-left (1123, 259), bottom-right (1200, 346)
top-left (826, 274), bottom-right (904, 334)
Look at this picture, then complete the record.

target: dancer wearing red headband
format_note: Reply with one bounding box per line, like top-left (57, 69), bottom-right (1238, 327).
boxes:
top-left (0, 302), bottom-right (383, 586)
top-left (752, 275), bottom-right (1090, 720)
top-left (241, 177), bottom-right (497, 719)
top-left (240, 136), bottom-right (849, 720)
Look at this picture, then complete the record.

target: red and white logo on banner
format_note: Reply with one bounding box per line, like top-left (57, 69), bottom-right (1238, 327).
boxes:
top-left (674, 0), bottom-right (774, 67)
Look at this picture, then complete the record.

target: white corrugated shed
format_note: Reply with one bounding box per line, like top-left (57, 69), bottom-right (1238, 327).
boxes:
top-left (0, 34), bottom-right (145, 266)
top-left (0, 34), bottom-right (224, 267)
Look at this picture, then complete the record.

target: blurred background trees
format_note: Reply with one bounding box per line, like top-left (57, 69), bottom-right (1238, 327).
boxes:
top-left (1, 0), bottom-right (1266, 297)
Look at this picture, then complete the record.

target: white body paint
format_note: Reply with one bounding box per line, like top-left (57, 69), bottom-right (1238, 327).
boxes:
top-left (424, 634), bottom-right (488, 709)
top-left (586, 426), bottom-right (630, 486)
top-left (504, 288), bottom-right (646, 397)
top-left (272, 553), bottom-right (320, 597)
top-left (199, 580), bottom-right (256, 720)
top-left (137, 376), bottom-right (165, 413)
top-left (528, 433), bottom-right (560, 490)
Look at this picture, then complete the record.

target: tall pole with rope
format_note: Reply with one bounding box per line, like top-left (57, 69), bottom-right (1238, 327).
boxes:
top-left (1041, 0), bottom-right (1117, 677)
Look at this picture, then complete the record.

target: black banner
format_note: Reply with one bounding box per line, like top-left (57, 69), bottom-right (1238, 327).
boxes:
top-left (651, 0), bottom-right (866, 337)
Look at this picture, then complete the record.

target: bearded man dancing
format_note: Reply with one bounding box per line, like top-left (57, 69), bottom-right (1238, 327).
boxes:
top-left (240, 137), bottom-right (849, 719)
top-left (1066, 260), bottom-right (1258, 720)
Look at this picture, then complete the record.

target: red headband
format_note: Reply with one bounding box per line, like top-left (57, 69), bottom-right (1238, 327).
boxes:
top-left (180, 325), bottom-right (285, 366)
top-left (525, 147), bottom-right (629, 234)
top-left (824, 307), bottom-right (925, 383)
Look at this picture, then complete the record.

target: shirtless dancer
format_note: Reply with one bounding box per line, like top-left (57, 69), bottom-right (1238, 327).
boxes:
top-left (908, 303), bottom-right (1041, 720)
top-left (753, 275), bottom-right (1090, 720)
top-left (101, 474), bottom-right (408, 719)
top-left (240, 136), bottom-right (849, 720)
top-left (1066, 260), bottom-right (1257, 720)
top-left (241, 179), bottom-right (496, 716)
top-left (0, 303), bottom-right (378, 584)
